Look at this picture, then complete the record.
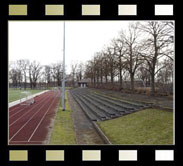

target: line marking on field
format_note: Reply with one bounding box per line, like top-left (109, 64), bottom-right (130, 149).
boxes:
top-left (9, 92), bottom-right (56, 141)
top-left (9, 94), bottom-right (51, 126)
top-left (28, 91), bottom-right (60, 142)
top-left (9, 92), bottom-right (51, 119)
top-left (9, 90), bottom-right (49, 108)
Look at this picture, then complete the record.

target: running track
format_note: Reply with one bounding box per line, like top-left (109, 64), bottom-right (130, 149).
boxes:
top-left (9, 90), bottom-right (60, 145)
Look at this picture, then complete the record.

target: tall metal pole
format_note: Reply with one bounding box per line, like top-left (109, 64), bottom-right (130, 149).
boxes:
top-left (62, 21), bottom-right (65, 111)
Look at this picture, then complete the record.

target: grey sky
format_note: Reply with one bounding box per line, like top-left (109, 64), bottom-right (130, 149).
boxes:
top-left (9, 21), bottom-right (131, 73)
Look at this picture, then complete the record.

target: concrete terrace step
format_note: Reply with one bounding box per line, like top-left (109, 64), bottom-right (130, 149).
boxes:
top-left (75, 94), bottom-right (109, 121)
top-left (70, 88), bottom-right (149, 122)
top-left (73, 96), bottom-right (100, 121)
top-left (71, 93), bottom-right (107, 121)
top-left (94, 93), bottom-right (149, 108)
top-left (82, 95), bottom-right (119, 118)
top-left (85, 94), bottom-right (129, 115)
top-left (96, 93), bottom-right (149, 110)
top-left (91, 94), bottom-right (135, 110)
top-left (72, 89), bottom-right (133, 114)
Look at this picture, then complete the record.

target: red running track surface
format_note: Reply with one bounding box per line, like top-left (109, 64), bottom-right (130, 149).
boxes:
top-left (9, 90), bottom-right (60, 145)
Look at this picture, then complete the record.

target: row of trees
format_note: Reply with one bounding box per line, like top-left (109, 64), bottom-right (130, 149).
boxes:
top-left (70, 62), bottom-right (84, 87)
top-left (9, 59), bottom-right (85, 89)
top-left (84, 21), bottom-right (174, 95)
top-left (9, 60), bottom-right (63, 89)
top-left (9, 21), bottom-right (174, 95)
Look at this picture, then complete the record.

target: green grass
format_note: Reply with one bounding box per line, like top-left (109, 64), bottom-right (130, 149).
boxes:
top-left (49, 91), bottom-right (76, 144)
top-left (9, 88), bottom-right (44, 103)
top-left (98, 109), bottom-right (173, 145)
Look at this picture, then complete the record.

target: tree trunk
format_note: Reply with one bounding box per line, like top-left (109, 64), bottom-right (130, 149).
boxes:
top-left (97, 73), bottom-right (99, 86)
top-left (111, 72), bottom-right (113, 84)
top-left (91, 77), bottom-right (93, 87)
top-left (130, 73), bottom-right (134, 91)
top-left (151, 74), bottom-right (155, 95)
top-left (24, 76), bottom-right (27, 90)
top-left (30, 81), bottom-right (32, 89)
top-left (105, 75), bottom-right (108, 84)
top-left (119, 69), bottom-right (123, 89)
top-left (33, 82), bottom-right (36, 89)
top-left (100, 71), bottom-right (103, 84)
top-left (93, 75), bottom-right (96, 87)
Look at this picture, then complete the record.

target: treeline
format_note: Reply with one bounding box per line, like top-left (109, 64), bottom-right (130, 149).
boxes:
top-left (9, 21), bottom-right (174, 95)
top-left (9, 59), bottom-right (85, 89)
top-left (9, 60), bottom-right (63, 89)
top-left (84, 21), bottom-right (174, 95)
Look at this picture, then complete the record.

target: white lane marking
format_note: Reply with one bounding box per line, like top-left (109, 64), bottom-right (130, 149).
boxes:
top-left (9, 92), bottom-right (52, 127)
top-left (9, 92), bottom-right (56, 141)
top-left (9, 90), bottom-right (49, 108)
top-left (28, 91), bottom-right (60, 142)
top-left (9, 92), bottom-right (51, 118)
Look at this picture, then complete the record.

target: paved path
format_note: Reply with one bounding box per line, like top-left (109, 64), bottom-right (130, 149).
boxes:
top-left (67, 90), bottom-right (105, 145)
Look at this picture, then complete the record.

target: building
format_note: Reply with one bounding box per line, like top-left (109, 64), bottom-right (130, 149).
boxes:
top-left (78, 79), bottom-right (90, 88)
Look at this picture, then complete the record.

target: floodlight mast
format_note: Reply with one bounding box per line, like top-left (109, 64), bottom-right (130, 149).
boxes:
top-left (62, 21), bottom-right (65, 111)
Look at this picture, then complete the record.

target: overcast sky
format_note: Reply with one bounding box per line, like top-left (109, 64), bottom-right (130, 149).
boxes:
top-left (9, 21), bottom-right (132, 73)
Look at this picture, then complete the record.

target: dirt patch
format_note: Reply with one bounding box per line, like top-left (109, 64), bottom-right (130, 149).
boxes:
top-left (67, 90), bottom-right (105, 144)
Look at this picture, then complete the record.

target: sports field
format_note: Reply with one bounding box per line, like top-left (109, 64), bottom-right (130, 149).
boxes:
top-left (9, 88), bottom-right (44, 103)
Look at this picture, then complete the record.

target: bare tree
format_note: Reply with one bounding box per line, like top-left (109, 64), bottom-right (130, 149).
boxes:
top-left (17, 59), bottom-right (29, 90)
top-left (71, 63), bottom-right (78, 87)
top-left (119, 23), bottom-right (142, 91)
top-left (102, 53), bottom-right (109, 84)
top-left (9, 68), bottom-right (18, 88)
top-left (84, 60), bottom-right (94, 85)
top-left (136, 63), bottom-right (151, 87)
top-left (93, 54), bottom-right (103, 86)
top-left (157, 58), bottom-right (173, 84)
top-left (104, 47), bottom-right (116, 84)
top-left (76, 62), bottom-right (84, 82)
top-left (9, 61), bottom-right (22, 88)
top-left (44, 65), bottom-right (52, 88)
top-left (98, 53), bottom-right (104, 85)
top-left (51, 62), bottom-right (63, 87)
top-left (29, 61), bottom-right (42, 89)
top-left (139, 21), bottom-right (174, 94)
top-left (112, 38), bottom-right (127, 89)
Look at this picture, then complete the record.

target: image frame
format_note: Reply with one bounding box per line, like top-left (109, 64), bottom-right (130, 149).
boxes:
top-left (0, 0), bottom-right (180, 166)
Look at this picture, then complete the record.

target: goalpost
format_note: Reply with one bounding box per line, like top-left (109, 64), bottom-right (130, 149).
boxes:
top-left (20, 91), bottom-right (35, 106)
top-left (53, 87), bottom-right (61, 97)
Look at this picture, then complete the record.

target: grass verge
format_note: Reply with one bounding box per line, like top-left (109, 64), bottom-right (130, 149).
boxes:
top-left (49, 91), bottom-right (76, 144)
top-left (98, 109), bottom-right (173, 145)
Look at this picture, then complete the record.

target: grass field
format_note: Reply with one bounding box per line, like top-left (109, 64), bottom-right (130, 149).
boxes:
top-left (98, 109), bottom-right (173, 145)
top-left (9, 89), bottom-right (44, 103)
top-left (49, 91), bottom-right (76, 144)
